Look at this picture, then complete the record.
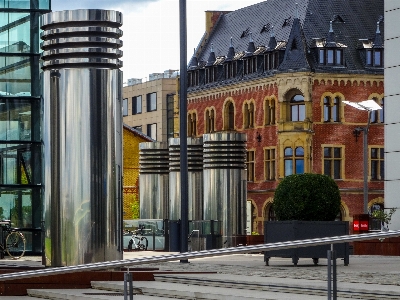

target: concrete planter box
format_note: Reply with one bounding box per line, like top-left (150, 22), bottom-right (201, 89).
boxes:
top-left (264, 221), bottom-right (350, 266)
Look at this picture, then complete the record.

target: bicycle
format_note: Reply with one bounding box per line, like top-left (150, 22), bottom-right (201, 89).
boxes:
top-left (126, 228), bottom-right (148, 251)
top-left (0, 220), bottom-right (26, 259)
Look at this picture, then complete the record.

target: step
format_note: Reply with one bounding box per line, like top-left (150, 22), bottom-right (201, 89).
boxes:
top-left (27, 288), bottom-right (171, 300)
top-left (91, 280), bottom-right (349, 300)
top-left (153, 273), bottom-right (400, 300)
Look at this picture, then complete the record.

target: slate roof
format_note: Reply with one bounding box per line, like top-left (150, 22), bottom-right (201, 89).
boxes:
top-left (190, 0), bottom-right (384, 79)
top-left (123, 124), bottom-right (154, 142)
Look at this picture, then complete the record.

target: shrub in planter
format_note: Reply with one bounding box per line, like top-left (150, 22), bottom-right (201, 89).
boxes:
top-left (273, 173), bottom-right (341, 221)
top-left (264, 173), bottom-right (348, 266)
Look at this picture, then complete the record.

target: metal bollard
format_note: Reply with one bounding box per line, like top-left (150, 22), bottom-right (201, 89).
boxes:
top-left (124, 267), bottom-right (133, 300)
top-left (327, 244), bottom-right (337, 300)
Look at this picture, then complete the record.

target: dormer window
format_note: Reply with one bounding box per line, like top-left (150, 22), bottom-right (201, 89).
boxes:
top-left (205, 66), bottom-right (218, 84)
top-left (366, 49), bottom-right (382, 67)
top-left (264, 52), bottom-right (279, 70)
top-left (243, 57), bottom-right (257, 75)
top-left (189, 70), bottom-right (199, 86)
top-left (319, 48), bottom-right (343, 65)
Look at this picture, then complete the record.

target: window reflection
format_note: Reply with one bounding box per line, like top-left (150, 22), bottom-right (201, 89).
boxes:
top-left (0, 56), bottom-right (31, 94)
top-left (0, 187), bottom-right (35, 228)
top-left (0, 13), bottom-right (31, 52)
top-left (0, 99), bottom-right (32, 141)
top-left (0, 0), bottom-right (50, 9)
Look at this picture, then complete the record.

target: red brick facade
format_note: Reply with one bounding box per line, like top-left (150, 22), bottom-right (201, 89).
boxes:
top-left (188, 75), bottom-right (384, 234)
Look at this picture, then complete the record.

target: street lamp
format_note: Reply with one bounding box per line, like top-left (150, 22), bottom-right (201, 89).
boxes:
top-left (343, 100), bottom-right (382, 214)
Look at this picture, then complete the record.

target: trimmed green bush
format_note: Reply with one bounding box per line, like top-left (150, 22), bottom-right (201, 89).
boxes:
top-left (273, 173), bottom-right (341, 221)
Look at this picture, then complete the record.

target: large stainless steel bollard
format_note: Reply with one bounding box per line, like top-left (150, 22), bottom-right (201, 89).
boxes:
top-left (169, 137), bottom-right (203, 221)
top-left (139, 142), bottom-right (169, 219)
top-left (203, 132), bottom-right (247, 248)
top-left (41, 9), bottom-right (123, 266)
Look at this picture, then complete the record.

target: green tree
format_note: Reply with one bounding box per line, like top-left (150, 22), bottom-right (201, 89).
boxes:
top-left (273, 173), bottom-right (341, 221)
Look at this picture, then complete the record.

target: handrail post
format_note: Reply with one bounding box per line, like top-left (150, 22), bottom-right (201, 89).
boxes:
top-left (327, 249), bottom-right (331, 299)
top-left (124, 267), bottom-right (133, 300)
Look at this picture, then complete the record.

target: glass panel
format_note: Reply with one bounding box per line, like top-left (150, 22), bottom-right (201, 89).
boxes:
top-left (374, 50), bottom-right (381, 66)
top-left (0, 187), bottom-right (32, 227)
top-left (334, 147), bottom-right (341, 158)
top-left (0, 0), bottom-right (31, 9)
top-left (295, 159), bottom-right (304, 174)
top-left (122, 98), bottom-right (128, 116)
top-left (371, 148), bottom-right (378, 159)
top-left (298, 104), bottom-right (305, 121)
top-left (295, 147), bottom-right (304, 156)
top-left (132, 96), bottom-right (142, 115)
top-left (0, 56), bottom-right (31, 95)
top-left (380, 160), bottom-right (384, 180)
top-left (0, 143), bottom-right (40, 184)
top-left (324, 160), bottom-right (331, 176)
top-left (0, 13), bottom-right (31, 52)
top-left (366, 50), bottom-right (372, 65)
top-left (284, 159), bottom-right (293, 176)
top-left (147, 123), bottom-right (156, 140)
top-left (327, 49), bottom-right (334, 64)
top-left (336, 50), bottom-right (342, 65)
top-left (371, 160), bottom-right (377, 180)
top-left (291, 105), bottom-right (298, 121)
top-left (319, 49), bottom-right (325, 64)
top-left (324, 147), bottom-right (331, 158)
top-left (333, 160), bottom-right (341, 179)
top-left (0, 99), bottom-right (34, 141)
top-left (380, 148), bottom-right (384, 158)
top-left (147, 92), bottom-right (157, 112)
top-left (291, 94), bottom-right (304, 102)
top-left (333, 97), bottom-right (339, 122)
top-left (284, 147), bottom-right (292, 157)
top-left (324, 97), bottom-right (330, 122)
top-left (380, 98), bottom-right (384, 122)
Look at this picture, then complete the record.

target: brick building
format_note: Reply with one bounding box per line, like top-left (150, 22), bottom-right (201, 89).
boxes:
top-left (186, 0), bottom-right (384, 233)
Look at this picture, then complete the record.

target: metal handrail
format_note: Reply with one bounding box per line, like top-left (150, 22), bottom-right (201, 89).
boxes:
top-left (1, 230), bottom-right (400, 281)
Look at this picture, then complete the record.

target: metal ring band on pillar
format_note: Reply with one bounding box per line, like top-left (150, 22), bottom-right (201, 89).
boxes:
top-left (40, 9), bottom-right (123, 70)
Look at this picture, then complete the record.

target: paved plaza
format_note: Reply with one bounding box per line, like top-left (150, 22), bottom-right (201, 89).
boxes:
top-left (1, 252), bottom-right (400, 299)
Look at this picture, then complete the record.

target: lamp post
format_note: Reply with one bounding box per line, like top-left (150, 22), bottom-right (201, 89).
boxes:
top-left (343, 100), bottom-right (382, 214)
top-left (179, 0), bottom-right (189, 262)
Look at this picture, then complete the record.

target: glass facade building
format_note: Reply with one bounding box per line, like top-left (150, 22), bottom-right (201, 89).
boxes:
top-left (0, 0), bottom-right (50, 254)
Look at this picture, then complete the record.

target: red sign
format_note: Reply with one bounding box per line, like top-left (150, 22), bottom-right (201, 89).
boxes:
top-left (353, 220), bottom-right (360, 231)
top-left (360, 221), bottom-right (369, 230)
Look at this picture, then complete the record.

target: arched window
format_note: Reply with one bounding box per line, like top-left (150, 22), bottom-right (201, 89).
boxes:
top-left (244, 102), bottom-right (254, 128)
top-left (268, 206), bottom-right (276, 221)
top-left (187, 112), bottom-right (197, 137)
top-left (370, 97), bottom-right (384, 123)
top-left (369, 203), bottom-right (384, 230)
top-left (290, 94), bottom-right (305, 121)
top-left (265, 98), bottom-right (276, 125)
top-left (224, 101), bottom-right (235, 130)
top-left (323, 95), bottom-right (341, 122)
top-left (205, 108), bottom-right (215, 133)
top-left (284, 146), bottom-right (304, 176)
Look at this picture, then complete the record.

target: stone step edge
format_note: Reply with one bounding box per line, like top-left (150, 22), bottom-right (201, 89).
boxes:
top-left (91, 280), bottom-right (400, 300)
top-left (153, 274), bottom-right (400, 299)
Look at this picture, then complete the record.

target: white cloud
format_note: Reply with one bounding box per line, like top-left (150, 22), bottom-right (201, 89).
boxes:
top-left (51, 0), bottom-right (262, 82)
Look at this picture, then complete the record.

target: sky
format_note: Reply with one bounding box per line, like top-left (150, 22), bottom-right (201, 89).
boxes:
top-left (51, 0), bottom-right (263, 83)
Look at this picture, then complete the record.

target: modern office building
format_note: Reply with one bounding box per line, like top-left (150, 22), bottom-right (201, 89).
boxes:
top-left (0, 0), bottom-right (50, 254)
top-left (123, 70), bottom-right (179, 142)
top-left (384, 0), bottom-right (400, 230)
top-left (187, 0), bottom-right (385, 233)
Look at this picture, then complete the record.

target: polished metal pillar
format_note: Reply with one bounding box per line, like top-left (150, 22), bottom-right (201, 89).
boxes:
top-left (169, 137), bottom-right (203, 221)
top-left (139, 142), bottom-right (169, 219)
top-left (203, 132), bottom-right (247, 248)
top-left (41, 9), bottom-right (123, 266)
